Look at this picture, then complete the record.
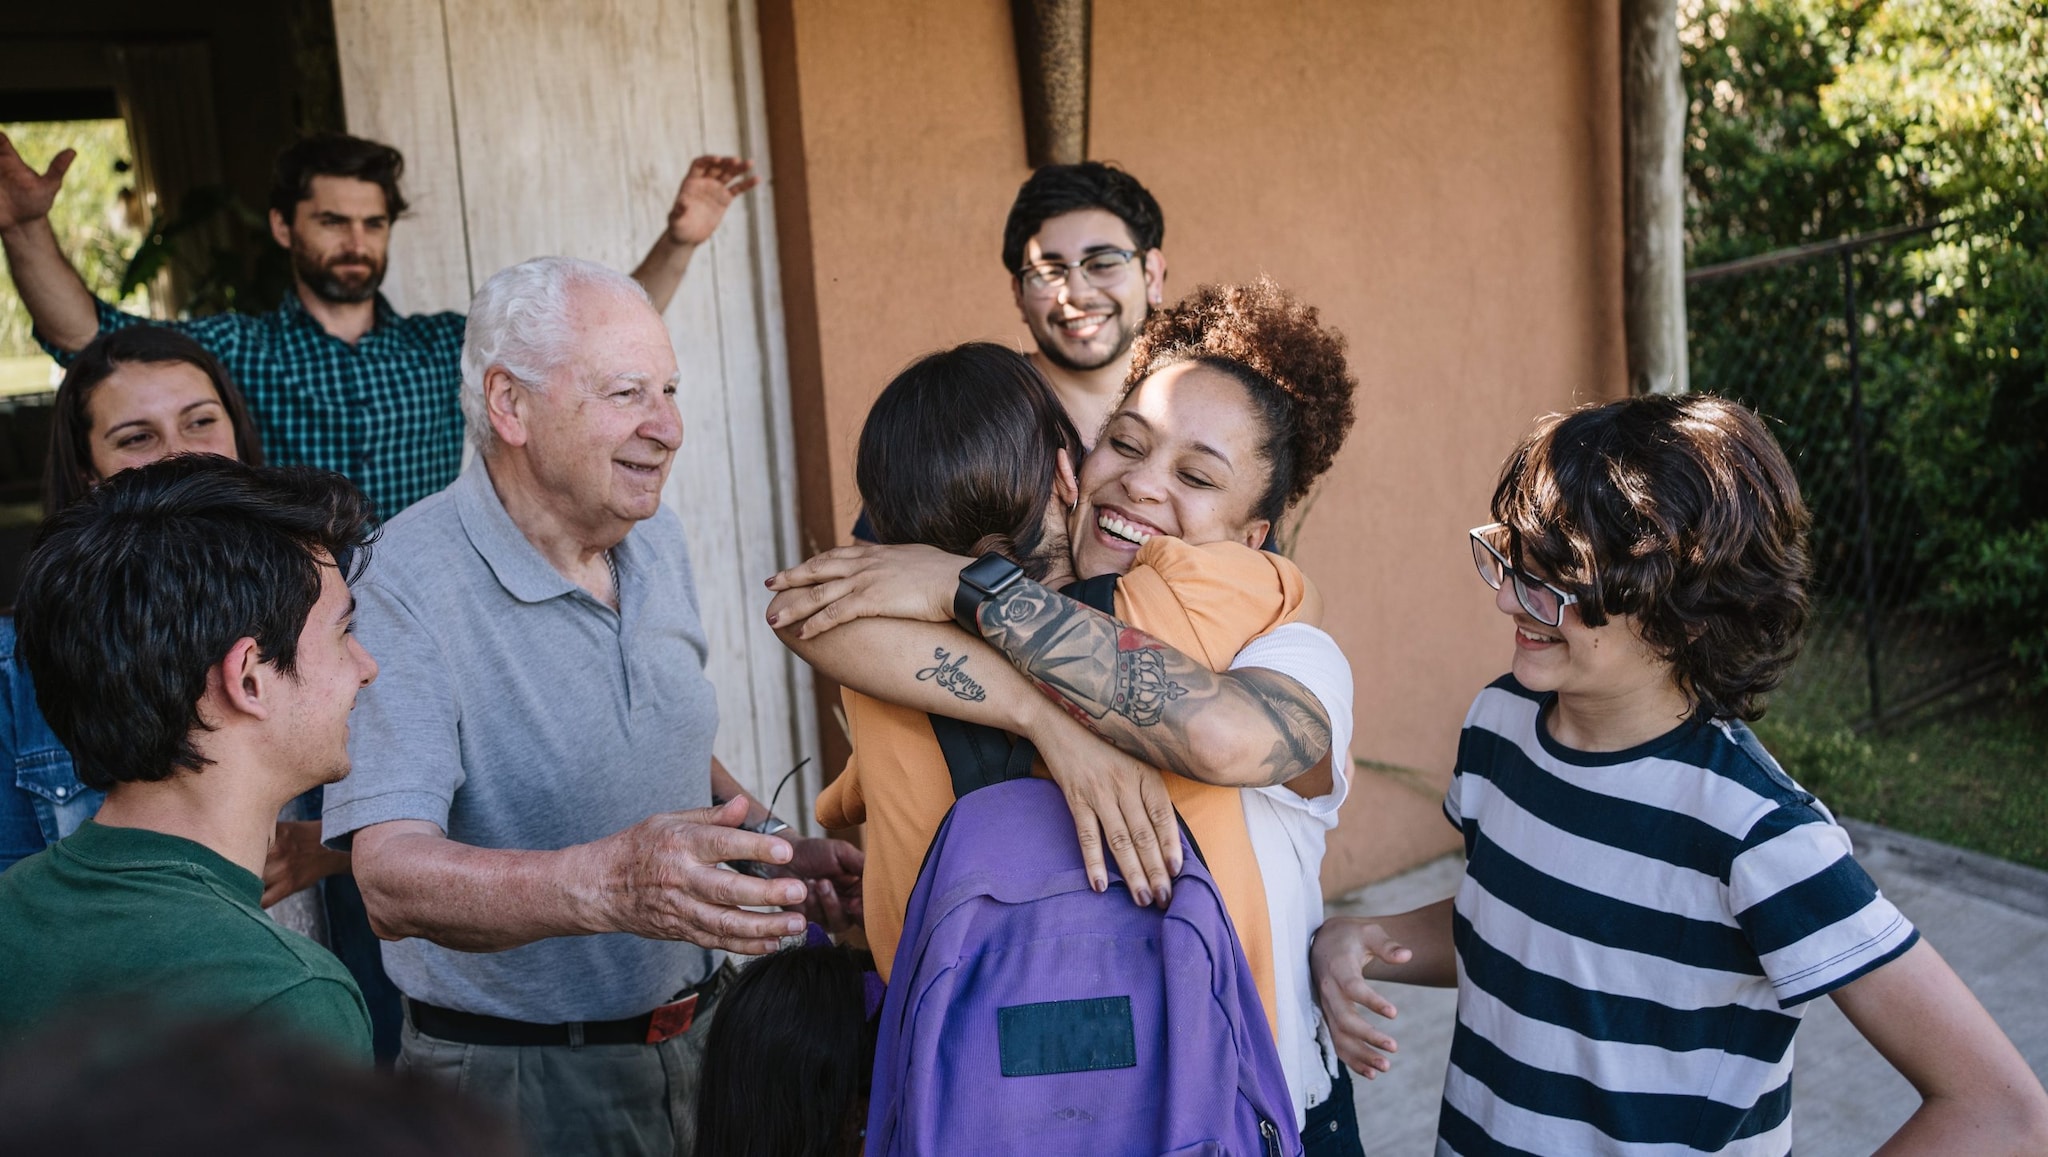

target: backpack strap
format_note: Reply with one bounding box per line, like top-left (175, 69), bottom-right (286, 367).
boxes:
top-left (929, 714), bottom-right (1039, 799)
top-left (1065, 573), bottom-right (1120, 616)
top-left (924, 575), bottom-right (1119, 800)
top-left (925, 572), bottom-right (1206, 872)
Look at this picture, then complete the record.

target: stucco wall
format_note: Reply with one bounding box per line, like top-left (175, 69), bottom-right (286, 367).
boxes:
top-left (763, 0), bottom-right (1626, 894)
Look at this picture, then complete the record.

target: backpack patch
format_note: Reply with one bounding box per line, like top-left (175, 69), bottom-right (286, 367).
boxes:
top-left (997, 996), bottom-right (1137, 1077)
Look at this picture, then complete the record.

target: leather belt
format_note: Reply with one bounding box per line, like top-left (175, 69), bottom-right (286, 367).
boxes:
top-left (408, 965), bottom-right (730, 1047)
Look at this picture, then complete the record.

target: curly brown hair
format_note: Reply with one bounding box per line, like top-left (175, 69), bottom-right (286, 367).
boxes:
top-left (1124, 279), bottom-right (1357, 523)
top-left (1490, 393), bottom-right (1813, 721)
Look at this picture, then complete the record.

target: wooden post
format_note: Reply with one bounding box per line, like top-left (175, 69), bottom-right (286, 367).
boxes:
top-left (1621, 0), bottom-right (1688, 394)
top-left (1012, 0), bottom-right (1090, 167)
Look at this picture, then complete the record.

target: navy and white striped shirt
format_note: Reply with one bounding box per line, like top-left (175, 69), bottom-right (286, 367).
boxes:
top-left (1438, 676), bottom-right (1917, 1156)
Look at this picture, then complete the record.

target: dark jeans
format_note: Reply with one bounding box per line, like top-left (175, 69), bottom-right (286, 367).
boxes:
top-left (1303, 1063), bottom-right (1366, 1157)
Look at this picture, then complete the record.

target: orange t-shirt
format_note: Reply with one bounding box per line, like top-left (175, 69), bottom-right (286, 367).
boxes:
top-left (816, 537), bottom-right (1319, 1034)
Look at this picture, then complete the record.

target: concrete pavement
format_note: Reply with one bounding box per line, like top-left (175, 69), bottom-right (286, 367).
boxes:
top-left (1328, 819), bottom-right (2048, 1156)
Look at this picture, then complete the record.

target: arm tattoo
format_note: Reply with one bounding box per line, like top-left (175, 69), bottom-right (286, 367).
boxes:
top-left (915, 647), bottom-right (987, 702)
top-left (979, 579), bottom-right (1331, 787)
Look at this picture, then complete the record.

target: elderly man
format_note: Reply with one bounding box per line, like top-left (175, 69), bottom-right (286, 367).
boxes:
top-left (321, 256), bottom-right (860, 1155)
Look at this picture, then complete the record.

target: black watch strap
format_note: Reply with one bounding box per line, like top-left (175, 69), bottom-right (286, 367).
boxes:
top-left (953, 552), bottom-right (1026, 634)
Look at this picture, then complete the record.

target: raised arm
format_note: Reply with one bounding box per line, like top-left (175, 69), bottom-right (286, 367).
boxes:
top-left (629, 155), bottom-right (758, 313)
top-left (0, 134), bottom-right (100, 351)
top-left (767, 543), bottom-right (1332, 789)
top-left (348, 798), bottom-right (808, 955)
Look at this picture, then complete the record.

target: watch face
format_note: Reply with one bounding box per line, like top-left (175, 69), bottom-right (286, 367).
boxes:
top-left (964, 552), bottom-right (1024, 594)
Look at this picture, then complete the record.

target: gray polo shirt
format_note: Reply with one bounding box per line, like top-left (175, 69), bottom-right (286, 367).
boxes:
top-left (324, 462), bottom-right (720, 1022)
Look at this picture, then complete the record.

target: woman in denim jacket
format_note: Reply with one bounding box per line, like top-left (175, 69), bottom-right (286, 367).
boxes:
top-left (0, 327), bottom-right (266, 869)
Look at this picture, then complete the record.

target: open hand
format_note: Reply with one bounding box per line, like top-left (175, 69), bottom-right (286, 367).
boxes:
top-left (765, 543), bottom-right (971, 639)
top-left (664, 155), bottom-right (758, 247)
top-left (1311, 917), bottom-right (1410, 1078)
top-left (599, 797), bottom-right (808, 953)
top-left (1032, 703), bottom-right (1182, 908)
top-left (0, 133), bottom-right (73, 234)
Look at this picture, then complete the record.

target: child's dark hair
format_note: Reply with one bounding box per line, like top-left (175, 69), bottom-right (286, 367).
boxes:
top-left (855, 342), bottom-right (1082, 580)
top-left (696, 944), bottom-right (878, 1157)
top-left (1491, 393), bottom-right (1812, 720)
top-left (1126, 279), bottom-right (1357, 524)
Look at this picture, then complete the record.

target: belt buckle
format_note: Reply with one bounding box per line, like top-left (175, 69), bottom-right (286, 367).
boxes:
top-left (645, 992), bottom-right (700, 1044)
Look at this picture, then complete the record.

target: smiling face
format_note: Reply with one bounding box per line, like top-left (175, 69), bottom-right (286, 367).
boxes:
top-left (85, 360), bottom-right (241, 480)
top-left (1013, 208), bottom-right (1162, 375)
top-left (273, 175), bottom-right (392, 305)
top-left (1490, 561), bottom-right (1689, 745)
top-left (1070, 361), bottom-right (1272, 579)
top-left (515, 291), bottom-right (684, 543)
top-left (269, 554), bottom-right (380, 789)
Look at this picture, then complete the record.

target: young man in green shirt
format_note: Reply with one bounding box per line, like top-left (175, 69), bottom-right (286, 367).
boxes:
top-left (0, 457), bottom-right (381, 1061)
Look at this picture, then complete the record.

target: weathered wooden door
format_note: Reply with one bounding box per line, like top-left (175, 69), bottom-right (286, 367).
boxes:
top-left (332, 0), bottom-right (818, 821)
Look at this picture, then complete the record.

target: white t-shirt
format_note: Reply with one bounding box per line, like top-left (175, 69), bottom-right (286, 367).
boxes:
top-left (1229, 622), bottom-right (1355, 1126)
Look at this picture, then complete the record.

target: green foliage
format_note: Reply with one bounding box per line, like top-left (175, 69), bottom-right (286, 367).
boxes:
top-left (0, 121), bottom-right (148, 359)
top-left (123, 184), bottom-right (292, 317)
top-left (1684, 0), bottom-right (2048, 684)
top-left (1753, 719), bottom-right (1878, 797)
top-left (1755, 706), bottom-right (2048, 870)
top-left (1941, 521), bottom-right (2048, 690)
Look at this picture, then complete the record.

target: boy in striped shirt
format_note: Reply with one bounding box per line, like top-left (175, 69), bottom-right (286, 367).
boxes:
top-left (1310, 395), bottom-right (2048, 1155)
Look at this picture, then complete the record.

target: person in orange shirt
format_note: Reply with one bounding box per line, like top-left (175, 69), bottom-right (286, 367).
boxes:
top-left (769, 282), bottom-right (1375, 1149)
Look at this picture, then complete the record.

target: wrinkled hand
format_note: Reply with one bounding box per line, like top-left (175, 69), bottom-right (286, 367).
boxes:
top-left (664, 155), bottom-right (759, 247)
top-left (1311, 917), bottom-right (1410, 1079)
top-left (765, 543), bottom-right (971, 639)
top-left (598, 797), bottom-right (807, 953)
top-left (0, 133), bottom-right (72, 234)
top-left (262, 819), bottom-right (352, 909)
top-left (776, 836), bottom-right (865, 933)
top-left (1033, 703), bottom-right (1182, 908)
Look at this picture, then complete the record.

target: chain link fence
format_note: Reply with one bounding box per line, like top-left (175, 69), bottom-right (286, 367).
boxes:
top-left (1686, 226), bottom-right (2015, 733)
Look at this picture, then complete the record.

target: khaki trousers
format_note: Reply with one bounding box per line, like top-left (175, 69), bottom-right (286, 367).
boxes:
top-left (397, 972), bottom-right (726, 1157)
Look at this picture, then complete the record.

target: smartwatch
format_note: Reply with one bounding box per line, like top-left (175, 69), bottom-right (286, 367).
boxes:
top-left (954, 552), bottom-right (1026, 634)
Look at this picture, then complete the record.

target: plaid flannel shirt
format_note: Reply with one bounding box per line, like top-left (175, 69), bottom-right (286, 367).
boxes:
top-left (44, 293), bottom-right (468, 519)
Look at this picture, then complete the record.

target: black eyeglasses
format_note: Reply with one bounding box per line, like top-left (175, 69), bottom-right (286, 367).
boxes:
top-left (1014, 249), bottom-right (1140, 296)
top-left (1469, 523), bottom-right (1580, 628)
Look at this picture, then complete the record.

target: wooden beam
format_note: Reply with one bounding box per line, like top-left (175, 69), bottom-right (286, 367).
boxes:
top-left (1011, 0), bottom-right (1089, 167)
top-left (1621, 0), bottom-right (1687, 394)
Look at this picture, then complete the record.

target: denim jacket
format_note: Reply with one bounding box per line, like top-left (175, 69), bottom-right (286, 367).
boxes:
top-left (0, 617), bottom-right (101, 871)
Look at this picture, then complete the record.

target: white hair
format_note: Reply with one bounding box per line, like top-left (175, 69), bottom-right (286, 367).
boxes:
top-left (459, 256), bottom-right (653, 453)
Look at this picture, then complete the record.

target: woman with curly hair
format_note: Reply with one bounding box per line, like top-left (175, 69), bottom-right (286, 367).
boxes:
top-left (768, 280), bottom-right (1371, 1152)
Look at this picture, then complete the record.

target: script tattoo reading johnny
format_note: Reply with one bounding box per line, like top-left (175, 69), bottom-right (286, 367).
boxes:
top-left (916, 647), bottom-right (987, 702)
top-left (976, 580), bottom-right (1330, 788)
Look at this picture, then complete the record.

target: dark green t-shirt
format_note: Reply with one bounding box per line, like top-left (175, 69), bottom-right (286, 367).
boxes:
top-left (0, 821), bottom-right (371, 1060)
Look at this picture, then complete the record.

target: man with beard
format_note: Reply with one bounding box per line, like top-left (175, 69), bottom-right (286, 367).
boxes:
top-left (0, 131), bottom-right (754, 520)
top-left (1001, 161), bottom-right (1166, 443)
top-left (851, 163), bottom-right (1165, 543)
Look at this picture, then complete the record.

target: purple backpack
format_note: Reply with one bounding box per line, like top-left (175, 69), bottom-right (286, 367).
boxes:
top-left (864, 737), bottom-right (1302, 1155)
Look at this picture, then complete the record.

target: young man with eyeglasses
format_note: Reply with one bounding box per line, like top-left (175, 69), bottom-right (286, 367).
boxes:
top-left (851, 163), bottom-right (1165, 546)
top-left (1308, 394), bottom-right (2048, 1155)
top-left (1000, 162), bottom-right (1167, 445)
